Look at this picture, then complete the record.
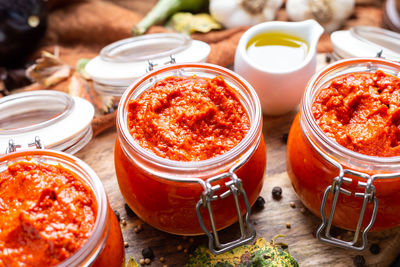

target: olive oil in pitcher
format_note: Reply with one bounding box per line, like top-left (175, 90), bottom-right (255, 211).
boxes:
top-left (246, 32), bottom-right (309, 71)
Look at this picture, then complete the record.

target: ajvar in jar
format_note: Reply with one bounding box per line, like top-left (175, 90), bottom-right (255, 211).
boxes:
top-left (115, 63), bottom-right (266, 235)
top-left (0, 150), bottom-right (124, 266)
top-left (287, 58), bottom-right (400, 233)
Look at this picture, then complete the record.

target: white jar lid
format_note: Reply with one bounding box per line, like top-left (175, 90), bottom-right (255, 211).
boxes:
top-left (85, 33), bottom-right (211, 96)
top-left (0, 90), bottom-right (94, 154)
top-left (331, 26), bottom-right (400, 61)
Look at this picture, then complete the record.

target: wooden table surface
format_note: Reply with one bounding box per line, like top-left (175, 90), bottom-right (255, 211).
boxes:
top-left (75, 56), bottom-right (400, 266)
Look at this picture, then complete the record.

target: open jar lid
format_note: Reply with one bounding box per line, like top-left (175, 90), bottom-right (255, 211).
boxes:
top-left (331, 26), bottom-right (400, 61)
top-left (85, 33), bottom-right (211, 96)
top-left (0, 90), bottom-right (94, 154)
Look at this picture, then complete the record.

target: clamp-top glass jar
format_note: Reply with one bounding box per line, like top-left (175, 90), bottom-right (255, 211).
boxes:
top-left (0, 143), bottom-right (124, 266)
top-left (287, 58), bottom-right (400, 250)
top-left (115, 63), bottom-right (266, 254)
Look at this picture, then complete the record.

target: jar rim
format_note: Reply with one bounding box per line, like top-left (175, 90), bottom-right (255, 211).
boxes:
top-left (0, 90), bottom-right (95, 154)
top-left (301, 57), bottom-right (400, 166)
top-left (0, 149), bottom-right (109, 266)
top-left (117, 63), bottom-right (262, 177)
top-left (0, 90), bottom-right (73, 135)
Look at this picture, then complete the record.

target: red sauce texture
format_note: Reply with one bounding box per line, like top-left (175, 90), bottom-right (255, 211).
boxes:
top-left (312, 70), bottom-right (400, 157)
top-left (127, 76), bottom-right (250, 161)
top-left (0, 161), bottom-right (97, 266)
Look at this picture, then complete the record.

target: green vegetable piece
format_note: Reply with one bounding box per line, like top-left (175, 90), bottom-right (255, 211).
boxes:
top-left (186, 236), bottom-right (298, 267)
top-left (132, 0), bottom-right (209, 35)
top-left (76, 58), bottom-right (91, 80)
top-left (126, 256), bottom-right (139, 267)
top-left (167, 12), bottom-right (222, 34)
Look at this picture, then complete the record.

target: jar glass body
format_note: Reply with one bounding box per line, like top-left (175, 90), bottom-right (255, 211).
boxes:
top-left (287, 58), bottom-right (400, 231)
top-left (0, 150), bottom-right (124, 266)
top-left (115, 63), bottom-right (266, 235)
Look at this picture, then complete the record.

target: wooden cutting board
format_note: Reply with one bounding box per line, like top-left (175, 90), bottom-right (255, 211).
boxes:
top-left (75, 55), bottom-right (400, 266)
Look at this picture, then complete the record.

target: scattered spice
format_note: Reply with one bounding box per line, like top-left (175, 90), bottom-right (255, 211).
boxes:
top-left (139, 258), bottom-right (145, 265)
top-left (325, 54), bottom-right (332, 63)
top-left (282, 133), bottom-right (289, 143)
top-left (177, 245), bottom-right (183, 251)
top-left (144, 258), bottom-right (151, 265)
top-left (286, 223), bottom-right (291, 229)
top-left (113, 210), bottom-right (121, 222)
top-left (188, 244), bottom-right (197, 255)
top-left (272, 186), bottom-right (282, 200)
top-left (125, 203), bottom-right (136, 217)
top-left (369, 244), bottom-right (380, 255)
top-left (142, 247), bottom-right (155, 260)
top-left (121, 219), bottom-right (127, 226)
top-left (124, 242), bottom-right (129, 248)
top-left (290, 202), bottom-right (296, 208)
top-left (160, 257), bottom-right (166, 263)
top-left (254, 196), bottom-right (265, 209)
top-left (353, 255), bottom-right (365, 267)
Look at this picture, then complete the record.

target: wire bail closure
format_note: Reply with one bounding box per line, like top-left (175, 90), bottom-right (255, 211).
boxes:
top-left (146, 55), bottom-right (176, 73)
top-left (304, 134), bottom-right (384, 250)
top-left (316, 168), bottom-right (378, 251)
top-left (5, 136), bottom-right (44, 154)
top-left (195, 168), bottom-right (256, 254)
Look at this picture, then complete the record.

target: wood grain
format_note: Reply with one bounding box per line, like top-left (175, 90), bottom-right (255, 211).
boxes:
top-left (75, 55), bottom-right (400, 266)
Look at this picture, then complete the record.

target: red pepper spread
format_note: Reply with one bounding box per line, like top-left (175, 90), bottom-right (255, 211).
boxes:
top-left (312, 70), bottom-right (400, 157)
top-left (0, 161), bottom-right (96, 266)
top-left (127, 76), bottom-right (250, 161)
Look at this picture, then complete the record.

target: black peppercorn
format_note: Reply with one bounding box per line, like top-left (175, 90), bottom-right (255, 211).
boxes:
top-left (142, 247), bottom-right (155, 260)
top-left (272, 186), bottom-right (282, 200)
top-left (113, 210), bottom-right (121, 222)
top-left (187, 244), bottom-right (197, 255)
top-left (353, 255), bottom-right (365, 267)
top-left (124, 203), bottom-right (136, 217)
top-left (282, 133), bottom-right (289, 144)
top-left (369, 244), bottom-right (380, 255)
top-left (325, 54), bottom-right (332, 64)
top-left (254, 196), bottom-right (265, 209)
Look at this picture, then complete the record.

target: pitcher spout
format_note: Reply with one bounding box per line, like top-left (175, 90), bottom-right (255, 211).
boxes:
top-left (301, 19), bottom-right (324, 49)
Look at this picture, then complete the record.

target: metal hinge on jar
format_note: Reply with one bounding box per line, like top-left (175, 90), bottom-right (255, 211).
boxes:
top-left (146, 55), bottom-right (176, 72)
top-left (196, 170), bottom-right (256, 255)
top-left (304, 134), bottom-right (383, 250)
top-left (316, 168), bottom-right (378, 251)
top-left (5, 136), bottom-right (44, 154)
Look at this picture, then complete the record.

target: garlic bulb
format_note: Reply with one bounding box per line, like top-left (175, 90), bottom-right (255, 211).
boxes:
top-left (210, 0), bottom-right (283, 29)
top-left (286, 0), bottom-right (355, 32)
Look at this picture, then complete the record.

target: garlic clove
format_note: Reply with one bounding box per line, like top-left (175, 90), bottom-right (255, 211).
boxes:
top-left (286, 0), bottom-right (355, 32)
top-left (210, 0), bottom-right (283, 29)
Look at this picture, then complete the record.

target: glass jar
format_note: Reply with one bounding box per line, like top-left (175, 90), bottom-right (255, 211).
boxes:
top-left (85, 33), bottom-right (210, 97)
top-left (287, 58), bottom-right (400, 250)
top-left (115, 63), bottom-right (266, 254)
top-left (0, 146), bottom-right (124, 266)
top-left (0, 90), bottom-right (94, 154)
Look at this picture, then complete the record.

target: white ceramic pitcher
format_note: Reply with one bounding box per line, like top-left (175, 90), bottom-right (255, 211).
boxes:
top-left (234, 19), bottom-right (324, 115)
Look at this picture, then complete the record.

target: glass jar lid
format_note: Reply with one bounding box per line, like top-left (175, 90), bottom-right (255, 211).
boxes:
top-left (0, 90), bottom-right (94, 154)
top-left (85, 33), bottom-right (211, 96)
top-left (331, 26), bottom-right (400, 61)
